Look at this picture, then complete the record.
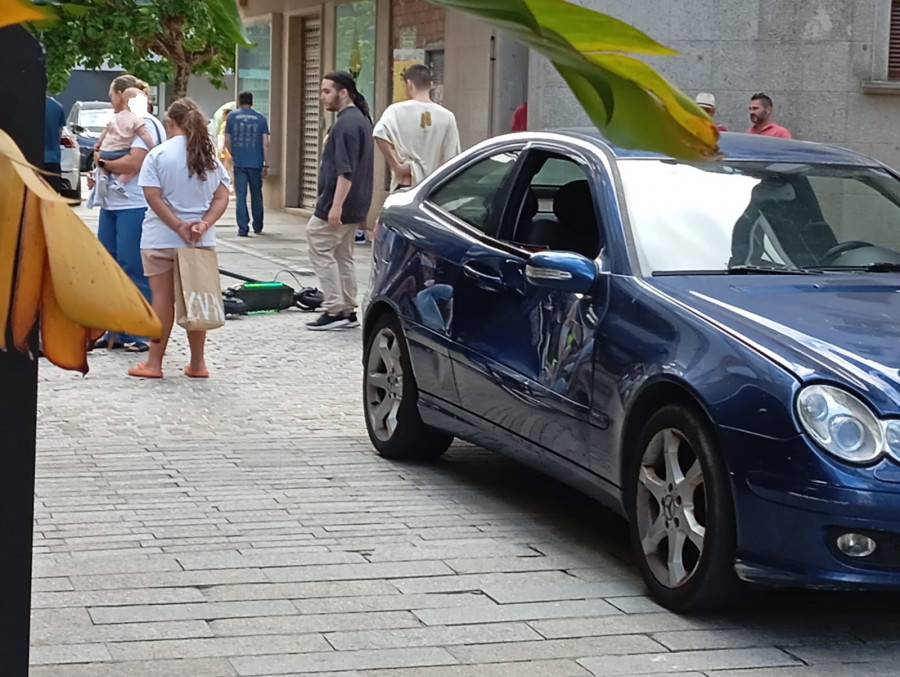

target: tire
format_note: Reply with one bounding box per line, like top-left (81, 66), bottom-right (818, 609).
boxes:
top-left (61, 182), bottom-right (81, 205)
top-left (363, 313), bottom-right (452, 460)
top-left (625, 404), bottom-right (738, 612)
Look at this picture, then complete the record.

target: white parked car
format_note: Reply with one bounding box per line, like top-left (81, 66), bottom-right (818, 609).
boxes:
top-left (59, 127), bottom-right (82, 203)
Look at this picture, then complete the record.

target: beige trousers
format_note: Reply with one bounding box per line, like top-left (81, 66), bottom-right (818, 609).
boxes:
top-left (306, 215), bottom-right (359, 316)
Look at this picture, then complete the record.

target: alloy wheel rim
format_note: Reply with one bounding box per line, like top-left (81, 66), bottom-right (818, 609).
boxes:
top-left (365, 328), bottom-right (404, 441)
top-left (635, 428), bottom-right (707, 589)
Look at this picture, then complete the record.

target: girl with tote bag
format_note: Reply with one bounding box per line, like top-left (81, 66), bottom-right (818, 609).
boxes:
top-left (128, 98), bottom-right (230, 379)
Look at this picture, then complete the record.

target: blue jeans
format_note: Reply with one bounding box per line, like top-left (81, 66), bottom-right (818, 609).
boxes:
top-left (97, 207), bottom-right (150, 344)
top-left (234, 167), bottom-right (264, 234)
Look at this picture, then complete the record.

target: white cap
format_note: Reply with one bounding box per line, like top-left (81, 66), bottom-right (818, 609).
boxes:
top-left (695, 92), bottom-right (717, 109)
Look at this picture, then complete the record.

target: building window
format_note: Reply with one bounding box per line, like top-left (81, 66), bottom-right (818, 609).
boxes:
top-left (335, 1), bottom-right (376, 108)
top-left (426, 48), bottom-right (445, 104)
top-left (237, 20), bottom-right (272, 117)
top-left (891, 0), bottom-right (900, 79)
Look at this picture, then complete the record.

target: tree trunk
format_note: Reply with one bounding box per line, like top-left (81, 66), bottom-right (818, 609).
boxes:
top-left (173, 60), bottom-right (191, 99)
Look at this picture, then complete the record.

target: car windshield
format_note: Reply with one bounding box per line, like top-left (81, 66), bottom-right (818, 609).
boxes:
top-left (618, 159), bottom-right (900, 274)
top-left (78, 108), bottom-right (114, 131)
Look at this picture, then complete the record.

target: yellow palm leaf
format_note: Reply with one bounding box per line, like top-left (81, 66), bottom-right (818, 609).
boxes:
top-left (0, 0), bottom-right (50, 29)
top-left (0, 128), bottom-right (160, 372)
top-left (0, 152), bottom-right (25, 351)
top-left (40, 199), bottom-right (160, 337)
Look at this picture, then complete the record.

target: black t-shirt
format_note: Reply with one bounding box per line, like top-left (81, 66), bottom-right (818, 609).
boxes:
top-left (315, 106), bottom-right (374, 224)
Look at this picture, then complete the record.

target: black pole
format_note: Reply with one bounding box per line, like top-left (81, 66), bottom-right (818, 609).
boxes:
top-left (218, 267), bottom-right (263, 283)
top-left (0, 24), bottom-right (46, 676)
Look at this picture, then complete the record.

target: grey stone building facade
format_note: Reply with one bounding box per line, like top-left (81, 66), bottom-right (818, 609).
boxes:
top-left (527, 1), bottom-right (900, 167)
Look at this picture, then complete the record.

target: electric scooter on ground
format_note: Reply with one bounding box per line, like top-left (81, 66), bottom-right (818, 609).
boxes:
top-left (219, 268), bottom-right (323, 316)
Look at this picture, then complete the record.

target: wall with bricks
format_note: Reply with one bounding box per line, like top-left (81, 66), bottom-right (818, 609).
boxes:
top-left (391, 0), bottom-right (445, 49)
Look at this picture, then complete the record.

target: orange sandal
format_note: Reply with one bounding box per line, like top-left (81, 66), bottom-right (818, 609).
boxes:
top-left (184, 365), bottom-right (209, 378)
top-left (127, 362), bottom-right (163, 379)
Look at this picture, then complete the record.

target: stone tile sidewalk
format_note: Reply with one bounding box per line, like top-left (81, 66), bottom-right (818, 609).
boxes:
top-left (28, 195), bottom-right (900, 676)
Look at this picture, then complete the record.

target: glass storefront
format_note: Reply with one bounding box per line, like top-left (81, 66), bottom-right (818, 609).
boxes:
top-left (334, 0), bottom-right (376, 110)
top-left (237, 20), bottom-right (273, 117)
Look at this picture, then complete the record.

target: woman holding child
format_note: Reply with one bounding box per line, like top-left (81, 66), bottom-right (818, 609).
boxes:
top-left (92, 74), bottom-right (166, 352)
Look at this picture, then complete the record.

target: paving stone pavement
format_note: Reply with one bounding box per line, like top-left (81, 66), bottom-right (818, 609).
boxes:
top-left (28, 190), bottom-right (900, 675)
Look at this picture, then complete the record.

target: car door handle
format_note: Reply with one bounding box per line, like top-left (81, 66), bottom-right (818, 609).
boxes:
top-left (462, 262), bottom-right (504, 287)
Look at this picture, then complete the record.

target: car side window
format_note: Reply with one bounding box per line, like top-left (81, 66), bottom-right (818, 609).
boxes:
top-left (428, 151), bottom-right (520, 237)
top-left (508, 153), bottom-right (602, 259)
top-left (809, 175), bottom-right (900, 251)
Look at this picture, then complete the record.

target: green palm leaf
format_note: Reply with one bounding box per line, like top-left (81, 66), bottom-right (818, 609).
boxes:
top-left (202, 0), bottom-right (253, 47)
top-left (428, 0), bottom-right (718, 159)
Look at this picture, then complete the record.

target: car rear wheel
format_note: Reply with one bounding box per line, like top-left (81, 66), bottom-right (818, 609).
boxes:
top-left (626, 404), bottom-right (738, 612)
top-left (61, 179), bottom-right (82, 205)
top-left (363, 313), bottom-right (452, 460)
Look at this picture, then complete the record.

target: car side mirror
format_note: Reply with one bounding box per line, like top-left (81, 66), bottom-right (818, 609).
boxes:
top-left (525, 251), bottom-right (599, 294)
top-left (70, 124), bottom-right (85, 134)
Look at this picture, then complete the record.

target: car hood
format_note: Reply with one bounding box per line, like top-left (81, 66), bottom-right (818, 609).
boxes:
top-left (647, 274), bottom-right (900, 411)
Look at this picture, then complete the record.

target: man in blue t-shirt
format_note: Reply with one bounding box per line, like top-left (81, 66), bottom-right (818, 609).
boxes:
top-left (224, 91), bottom-right (270, 236)
top-left (44, 95), bottom-right (67, 192)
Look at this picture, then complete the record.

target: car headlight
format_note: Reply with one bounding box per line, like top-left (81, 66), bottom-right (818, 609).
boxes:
top-left (797, 385), bottom-right (883, 463)
top-left (885, 421), bottom-right (900, 458)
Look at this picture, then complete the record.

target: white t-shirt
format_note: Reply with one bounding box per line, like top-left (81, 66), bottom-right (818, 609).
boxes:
top-left (100, 114), bottom-right (166, 211)
top-left (138, 135), bottom-right (230, 249)
top-left (144, 114), bottom-right (167, 146)
top-left (373, 100), bottom-right (460, 191)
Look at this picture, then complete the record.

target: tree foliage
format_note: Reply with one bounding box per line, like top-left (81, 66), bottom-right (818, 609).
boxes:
top-left (30, 0), bottom-right (251, 99)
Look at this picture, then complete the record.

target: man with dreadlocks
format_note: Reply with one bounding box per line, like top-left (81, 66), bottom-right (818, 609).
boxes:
top-left (306, 71), bottom-right (375, 331)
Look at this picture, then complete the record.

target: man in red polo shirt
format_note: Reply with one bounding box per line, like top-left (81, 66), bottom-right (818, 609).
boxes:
top-left (746, 92), bottom-right (792, 138)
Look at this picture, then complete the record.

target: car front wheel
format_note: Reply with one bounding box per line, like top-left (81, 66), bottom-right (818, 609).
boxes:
top-left (626, 404), bottom-right (738, 612)
top-left (363, 313), bottom-right (452, 460)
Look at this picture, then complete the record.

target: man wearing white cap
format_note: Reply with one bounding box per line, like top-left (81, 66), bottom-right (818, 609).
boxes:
top-left (695, 92), bottom-right (728, 132)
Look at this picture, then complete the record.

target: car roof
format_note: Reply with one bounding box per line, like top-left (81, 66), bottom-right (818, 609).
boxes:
top-left (74, 101), bottom-right (114, 110)
top-left (547, 128), bottom-right (879, 167)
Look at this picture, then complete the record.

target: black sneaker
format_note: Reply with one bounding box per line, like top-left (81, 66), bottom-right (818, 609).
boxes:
top-left (344, 311), bottom-right (359, 328)
top-left (306, 312), bottom-right (350, 331)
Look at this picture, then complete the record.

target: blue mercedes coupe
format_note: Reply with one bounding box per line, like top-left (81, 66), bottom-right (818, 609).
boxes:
top-left (361, 130), bottom-right (900, 611)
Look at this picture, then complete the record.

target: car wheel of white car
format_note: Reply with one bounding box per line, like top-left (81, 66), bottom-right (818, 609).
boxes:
top-left (627, 404), bottom-right (738, 612)
top-left (363, 313), bottom-right (452, 460)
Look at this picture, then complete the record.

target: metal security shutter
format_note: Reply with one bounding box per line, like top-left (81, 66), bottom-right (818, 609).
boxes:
top-left (891, 1), bottom-right (900, 79)
top-left (302, 18), bottom-right (322, 208)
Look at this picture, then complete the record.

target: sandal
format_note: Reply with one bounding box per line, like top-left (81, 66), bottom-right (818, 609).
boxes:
top-left (127, 362), bottom-right (163, 379)
top-left (93, 336), bottom-right (124, 350)
top-left (184, 365), bottom-right (209, 378)
top-left (124, 341), bottom-right (150, 353)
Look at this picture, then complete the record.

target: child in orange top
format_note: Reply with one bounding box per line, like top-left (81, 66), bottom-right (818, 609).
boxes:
top-left (94, 88), bottom-right (156, 194)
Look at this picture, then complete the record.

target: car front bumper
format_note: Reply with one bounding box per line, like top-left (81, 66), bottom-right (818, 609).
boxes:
top-left (723, 427), bottom-right (900, 589)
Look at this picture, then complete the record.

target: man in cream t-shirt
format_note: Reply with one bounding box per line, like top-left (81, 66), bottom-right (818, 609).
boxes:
top-left (373, 64), bottom-right (461, 192)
